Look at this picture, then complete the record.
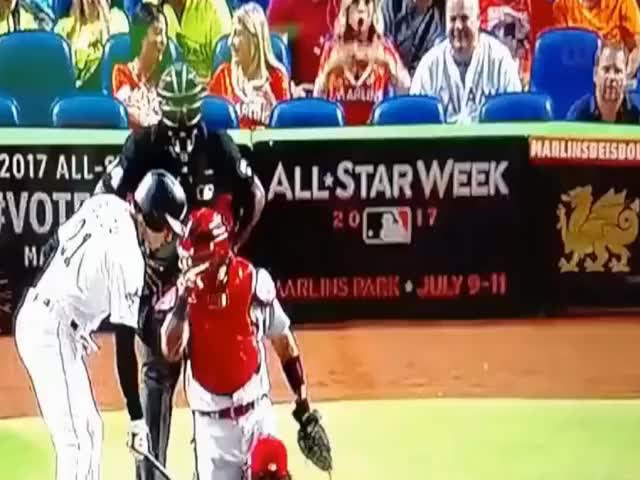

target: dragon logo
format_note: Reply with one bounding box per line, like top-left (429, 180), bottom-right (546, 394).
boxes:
top-left (557, 186), bottom-right (640, 273)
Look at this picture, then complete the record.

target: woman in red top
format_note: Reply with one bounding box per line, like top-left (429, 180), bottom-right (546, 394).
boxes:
top-left (208, 2), bottom-right (291, 129)
top-left (112, 3), bottom-right (171, 130)
top-left (313, 0), bottom-right (410, 125)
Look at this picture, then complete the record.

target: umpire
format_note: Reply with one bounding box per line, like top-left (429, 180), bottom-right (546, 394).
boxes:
top-left (94, 62), bottom-right (266, 479)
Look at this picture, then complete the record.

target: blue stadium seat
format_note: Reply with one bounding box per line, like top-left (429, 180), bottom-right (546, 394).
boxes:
top-left (212, 33), bottom-right (291, 75)
top-left (201, 96), bottom-right (239, 130)
top-left (0, 95), bottom-right (21, 126)
top-left (53, 0), bottom-right (70, 20)
top-left (479, 93), bottom-right (554, 122)
top-left (51, 95), bottom-right (128, 128)
top-left (530, 28), bottom-right (599, 119)
top-left (230, 0), bottom-right (270, 10)
top-left (54, 0), bottom-right (128, 19)
top-left (269, 98), bottom-right (344, 128)
top-left (100, 33), bottom-right (183, 95)
top-left (123, 0), bottom-right (141, 19)
top-left (0, 31), bottom-right (76, 126)
top-left (370, 95), bottom-right (445, 125)
top-left (629, 92), bottom-right (640, 110)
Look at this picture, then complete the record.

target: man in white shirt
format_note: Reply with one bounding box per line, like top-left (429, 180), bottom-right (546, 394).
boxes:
top-left (410, 0), bottom-right (522, 123)
top-left (14, 169), bottom-right (187, 480)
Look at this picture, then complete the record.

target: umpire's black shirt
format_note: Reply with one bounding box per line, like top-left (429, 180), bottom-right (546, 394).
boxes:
top-left (98, 122), bottom-right (257, 351)
top-left (99, 122), bottom-right (254, 217)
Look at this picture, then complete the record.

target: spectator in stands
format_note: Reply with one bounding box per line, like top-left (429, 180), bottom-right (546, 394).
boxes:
top-left (381, 0), bottom-right (445, 76)
top-left (567, 40), bottom-right (640, 121)
top-left (112, 3), bottom-right (170, 129)
top-left (480, 0), bottom-right (531, 87)
top-left (54, 0), bottom-right (129, 89)
top-left (208, 2), bottom-right (290, 128)
top-left (313, 0), bottom-right (410, 125)
top-left (410, 0), bottom-right (521, 123)
top-left (552, 0), bottom-right (640, 82)
top-left (268, 0), bottom-right (340, 97)
top-left (0, 0), bottom-right (39, 33)
top-left (159, 0), bottom-right (232, 81)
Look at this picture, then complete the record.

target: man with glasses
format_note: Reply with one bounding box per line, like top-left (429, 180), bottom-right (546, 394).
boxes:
top-left (94, 61), bottom-right (266, 480)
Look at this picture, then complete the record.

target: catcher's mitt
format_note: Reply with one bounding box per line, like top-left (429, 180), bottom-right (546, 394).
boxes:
top-left (292, 401), bottom-right (333, 474)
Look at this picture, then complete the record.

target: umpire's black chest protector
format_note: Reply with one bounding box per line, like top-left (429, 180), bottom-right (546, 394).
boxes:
top-left (114, 122), bottom-right (250, 219)
top-left (148, 123), bottom-right (222, 209)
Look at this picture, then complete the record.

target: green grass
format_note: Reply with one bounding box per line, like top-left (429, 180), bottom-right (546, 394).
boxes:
top-left (1, 399), bottom-right (639, 480)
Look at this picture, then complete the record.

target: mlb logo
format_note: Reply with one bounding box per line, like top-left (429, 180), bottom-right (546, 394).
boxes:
top-left (363, 207), bottom-right (412, 245)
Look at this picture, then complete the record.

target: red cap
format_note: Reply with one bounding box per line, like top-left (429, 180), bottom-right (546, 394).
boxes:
top-left (250, 436), bottom-right (289, 478)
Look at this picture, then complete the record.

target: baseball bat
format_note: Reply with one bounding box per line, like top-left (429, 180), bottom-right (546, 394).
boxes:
top-left (141, 451), bottom-right (173, 480)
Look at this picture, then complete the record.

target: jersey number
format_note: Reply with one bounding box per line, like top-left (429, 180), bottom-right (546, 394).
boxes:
top-left (60, 219), bottom-right (92, 267)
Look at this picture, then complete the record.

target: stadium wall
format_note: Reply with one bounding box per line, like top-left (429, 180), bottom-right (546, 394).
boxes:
top-left (1, 123), bottom-right (640, 334)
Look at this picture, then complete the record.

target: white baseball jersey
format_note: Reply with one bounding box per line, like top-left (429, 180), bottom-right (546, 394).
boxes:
top-left (36, 193), bottom-right (145, 334)
top-left (410, 32), bottom-right (522, 123)
top-left (185, 268), bottom-right (291, 412)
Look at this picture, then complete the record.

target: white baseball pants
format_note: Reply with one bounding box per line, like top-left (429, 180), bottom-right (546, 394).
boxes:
top-left (14, 288), bottom-right (103, 480)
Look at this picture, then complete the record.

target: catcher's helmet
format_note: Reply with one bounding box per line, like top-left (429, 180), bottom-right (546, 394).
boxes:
top-left (249, 436), bottom-right (291, 480)
top-left (134, 169), bottom-right (187, 236)
top-left (157, 62), bottom-right (205, 159)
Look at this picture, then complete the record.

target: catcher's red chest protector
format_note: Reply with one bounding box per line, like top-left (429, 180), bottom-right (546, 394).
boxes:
top-left (188, 257), bottom-right (260, 395)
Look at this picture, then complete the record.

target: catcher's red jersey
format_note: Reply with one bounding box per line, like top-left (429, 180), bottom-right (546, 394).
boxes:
top-left (188, 257), bottom-right (260, 395)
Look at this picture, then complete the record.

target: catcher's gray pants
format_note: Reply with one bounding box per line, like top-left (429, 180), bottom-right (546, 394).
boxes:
top-left (192, 397), bottom-right (276, 480)
top-left (136, 342), bottom-right (182, 480)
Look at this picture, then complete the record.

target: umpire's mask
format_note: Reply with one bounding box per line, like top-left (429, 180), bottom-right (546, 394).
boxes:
top-left (158, 62), bottom-right (205, 163)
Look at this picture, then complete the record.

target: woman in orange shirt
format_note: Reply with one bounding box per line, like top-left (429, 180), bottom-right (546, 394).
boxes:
top-left (313, 0), bottom-right (410, 126)
top-left (112, 3), bottom-right (171, 130)
top-left (208, 2), bottom-right (291, 129)
top-left (552, 0), bottom-right (640, 80)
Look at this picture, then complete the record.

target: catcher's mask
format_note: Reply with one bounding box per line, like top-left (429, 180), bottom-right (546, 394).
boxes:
top-left (157, 62), bottom-right (205, 162)
top-left (249, 436), bottom-right (291, 480)
top-left (177, 207), bottom-right (232, 288)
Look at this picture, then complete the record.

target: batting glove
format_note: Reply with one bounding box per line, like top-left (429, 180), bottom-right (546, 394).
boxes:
top-left (71, 320), bottom-right (99, 357)
top-left (127, 419), bottom-right (151, 460)
top-left (77, 331), bottom-right (99, 356)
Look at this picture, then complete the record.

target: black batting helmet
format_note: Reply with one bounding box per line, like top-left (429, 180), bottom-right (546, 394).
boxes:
top-left (134, 169), bottom-right (187, 237)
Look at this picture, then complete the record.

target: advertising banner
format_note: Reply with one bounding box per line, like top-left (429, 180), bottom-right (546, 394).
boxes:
top-left (0, 137), bottom-right (253, 334)
top-left (530, 136), bottom-right (640, 310)
top-left (0, 131), bottom-right (537, 332)
top-left (246, 135), bottom-right (534, 320)
top-left (0, 144), bottom-right (122, 333)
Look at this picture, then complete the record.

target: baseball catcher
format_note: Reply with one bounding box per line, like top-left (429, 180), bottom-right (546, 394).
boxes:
top-left (160, 206), bottom-right (333, 479)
